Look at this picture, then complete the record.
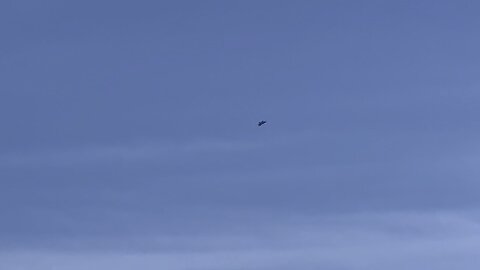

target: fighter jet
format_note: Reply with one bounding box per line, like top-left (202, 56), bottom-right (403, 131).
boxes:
top-left (257, 120), bottom-right (267, 126)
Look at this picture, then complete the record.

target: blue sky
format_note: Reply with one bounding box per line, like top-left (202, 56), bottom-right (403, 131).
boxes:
top-left (2, 1), bottom-right (480, 269)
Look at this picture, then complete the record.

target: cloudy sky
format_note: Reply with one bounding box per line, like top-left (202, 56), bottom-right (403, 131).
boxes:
top-left (2, 1), bottom-right (480, 269)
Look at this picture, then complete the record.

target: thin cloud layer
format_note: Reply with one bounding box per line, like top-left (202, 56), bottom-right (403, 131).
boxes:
top-left (0, 139), bottom-right (260, 167)
top-left (1, 211), bottom-right (480, 270)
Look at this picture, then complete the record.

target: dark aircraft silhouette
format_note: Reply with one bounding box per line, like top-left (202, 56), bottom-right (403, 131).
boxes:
top-left (258, 120), bottom-right (267, 126)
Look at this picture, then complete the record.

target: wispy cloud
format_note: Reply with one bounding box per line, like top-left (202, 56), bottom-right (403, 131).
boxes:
top-left (0, 139), bottom-right (260, 168)
top-left (1, 211), bottom-right (480, 270)
top-left (0, 129), bottom-right (325, 168)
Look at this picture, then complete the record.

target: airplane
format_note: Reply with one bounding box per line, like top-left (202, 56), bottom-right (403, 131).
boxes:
top-left (257, 120), bottom-right (267, 126)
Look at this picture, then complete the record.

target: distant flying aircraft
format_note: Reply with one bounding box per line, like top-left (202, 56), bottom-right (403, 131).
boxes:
top-left (258, 120), bottom-right (267, 126)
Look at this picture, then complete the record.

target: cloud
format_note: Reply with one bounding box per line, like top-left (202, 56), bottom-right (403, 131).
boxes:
top-left (1, 210), bottom-right (480, 270)
top-left (0, 139), bottom-right (259, 168)
top-left (0, 129), bottom-right (324, 170)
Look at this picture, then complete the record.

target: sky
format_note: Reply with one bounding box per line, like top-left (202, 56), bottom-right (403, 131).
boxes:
top-left (2, 0), bottom-right (480, 269)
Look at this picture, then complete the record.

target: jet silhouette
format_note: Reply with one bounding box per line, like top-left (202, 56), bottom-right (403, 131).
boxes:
top-left (258, 120), bottom-right (267, 126)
